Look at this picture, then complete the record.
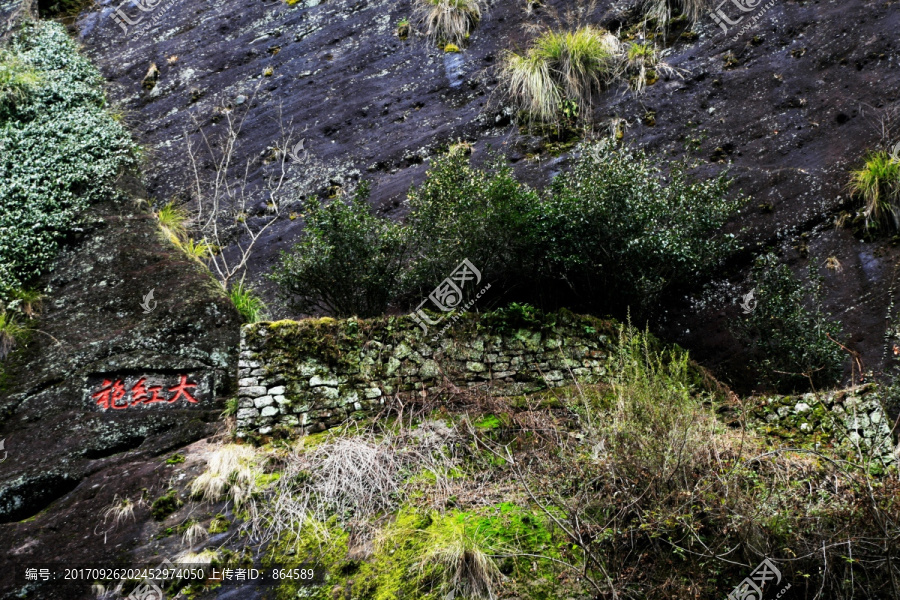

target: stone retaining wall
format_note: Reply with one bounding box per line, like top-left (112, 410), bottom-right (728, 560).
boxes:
top-left (236, 310), bottom-right (619, 435)
top-left (749, 384), bottom-right (897, 464)
top-left (235, 311), bottom-right (897, 466)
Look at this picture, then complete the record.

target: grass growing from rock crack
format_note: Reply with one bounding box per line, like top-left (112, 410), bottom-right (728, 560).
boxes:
top-left (414, 0), bottom-right (482, 46)
top-left (500, 26), bottom-right (621, 126)
top-left (641, 0), bottom-right (712, 28)
top-left (849, 145), bottom-right (900, 230)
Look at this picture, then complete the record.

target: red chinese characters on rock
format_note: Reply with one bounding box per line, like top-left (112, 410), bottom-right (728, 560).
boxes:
top-left (92, 375), bottom-right (199, 410)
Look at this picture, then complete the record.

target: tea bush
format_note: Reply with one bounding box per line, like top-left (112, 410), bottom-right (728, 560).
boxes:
top-left (274, 142), bottom-right (741, 318)
top-left (272, 183), bottom-right (408, 317)
top-left (0, 22), bottom-right (137, 300)
top-left (734, 254), bottom-right (845, 392)
top-left (402, 153), bottom-right (541, 302)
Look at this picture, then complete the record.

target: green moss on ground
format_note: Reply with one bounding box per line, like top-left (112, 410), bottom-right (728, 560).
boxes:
top-left (266, 504), bottom-right (574, 600)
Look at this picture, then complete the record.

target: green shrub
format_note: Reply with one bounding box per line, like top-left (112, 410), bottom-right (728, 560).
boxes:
top-left (0, 23), bottom-right (136, 301)
top-left (849, 146), bottom-right (900, 230)
top-left (271, 183), bottom-right (408, 317)
top-left (402, 152), bottom-right (540, 301)
top-left (534, 142), bottom-right (741, 311)
top-left (274, 143), bottom-right (740, 318)
top-left (734, 254), bottom-right (845, 392)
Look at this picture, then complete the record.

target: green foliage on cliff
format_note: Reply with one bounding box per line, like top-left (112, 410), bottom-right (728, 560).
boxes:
top-left (273, 141), bottom-right (740, 318)
top-left (273, 182), bottom-right (408, 317)
top-left (734, 254), bottom-right (845, 392)
top-left (0, 22), bottom-right (137, 300)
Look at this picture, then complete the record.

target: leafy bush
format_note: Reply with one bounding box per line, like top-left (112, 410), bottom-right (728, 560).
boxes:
top-left (848, 145), bottom-right (900, 230)
top-left (414, 0), bottom-right (481, 46)
top-left (271, 183), bottom-right (408, 317)
top-left (402, 152), bottom-right (540, 301)
top-left (274, 142), bottom-right (740, 318)
top-left (734, 254), bottom-right (845, 392)
top-left (534, 142), bottom-right (740, 311)
top-left (0, 23), bottom-right (136, 301)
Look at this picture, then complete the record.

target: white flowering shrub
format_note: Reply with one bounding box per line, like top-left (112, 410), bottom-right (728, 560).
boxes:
top-left (0, 23), bottom-right (136, 299)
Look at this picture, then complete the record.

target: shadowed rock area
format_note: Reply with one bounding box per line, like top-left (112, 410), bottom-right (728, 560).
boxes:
top-left (0, 173), bottom-right (240, 599)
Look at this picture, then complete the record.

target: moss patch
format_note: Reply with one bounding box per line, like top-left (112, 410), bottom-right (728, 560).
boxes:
top-left (266, 504), bottom-right (573, 600)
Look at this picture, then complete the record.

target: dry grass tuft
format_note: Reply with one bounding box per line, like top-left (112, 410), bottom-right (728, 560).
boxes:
top-left (420, 520), bottom-right (501, 600)
top-left (641, 0), bottom-right (712, 28)
top-left (181, 521), bottom-right (210, 548)
top-left (191, 444), bottom-right (259, 510)
top-left (414, 0), bottom-right (482, 46)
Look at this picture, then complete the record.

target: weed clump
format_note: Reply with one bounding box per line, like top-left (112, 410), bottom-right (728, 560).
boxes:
top-left (414, 0), bottom-right (481, 47)
top-left (641, 0), bottom-right (712, 28)
top-left (849, 144), bottom-right (900, 230)
top-left (499, 26), bottom-right (621, 126)
top-left (498, 28), bottom-right (678, 127)
top-left (228, 281), bottom-right (267, 323)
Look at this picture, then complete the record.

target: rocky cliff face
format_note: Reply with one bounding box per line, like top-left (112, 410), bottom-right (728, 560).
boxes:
top-left (0, 172), bottom-right (241, 598)
top-left (1, 0), bottom-right (900, 596)
top-left (68, 0), bottom-right (900, 387)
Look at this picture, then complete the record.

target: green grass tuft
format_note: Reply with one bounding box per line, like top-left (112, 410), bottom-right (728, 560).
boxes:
top-left (414, 0), bottom-right (481, 46)
top-left (0, 311), bottom-right (27, 360)
top-left (229, 282), bottom-right (267, 324)
top-left (499, 26), bottom-right (621, 126)
top-left (849, 146), bottom-right (900, 230)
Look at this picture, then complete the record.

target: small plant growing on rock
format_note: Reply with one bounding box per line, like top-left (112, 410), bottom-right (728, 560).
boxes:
top-left (228, 281), bottom-right (267, 323)
top-left (181, 521), bottom-right (209, 548)
top-left (191, 444), bottom-right (259, 510)
top-left (641, 0), bottom-right (712, 28)
top-left (499, 26), bottom-right (621, 126)
top-left (396, 17), bottom-right (411, 39)
top-left (151, 489), bottom-right (184, 521)
top-left (414, 0), bottom-right (481, 47)
top-left (849, 144), bottom-right (900, 230)
top-left (0, 311), bottom-right (27, 360)
top-left (624, 41), bottom-right (678, 93)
